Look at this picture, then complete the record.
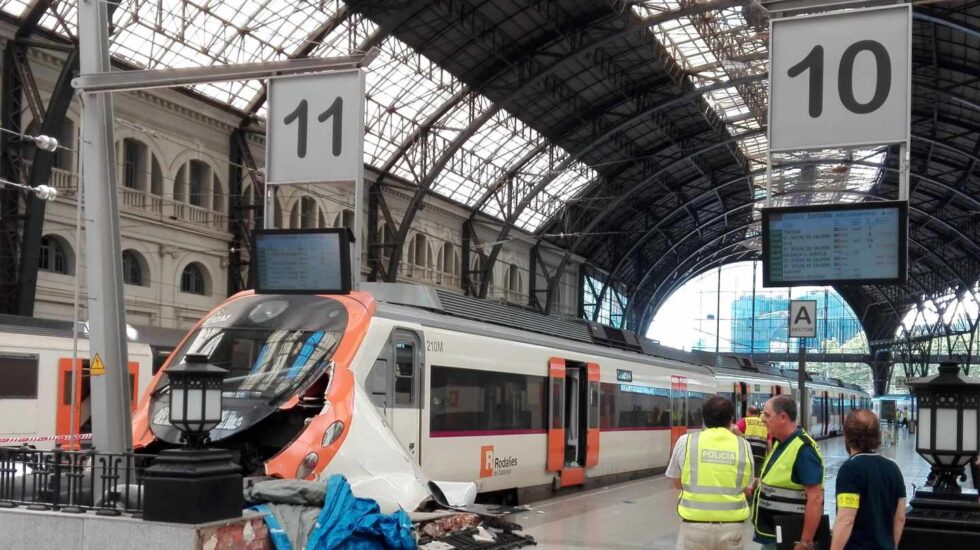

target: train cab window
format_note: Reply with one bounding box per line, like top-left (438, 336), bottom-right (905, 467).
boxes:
top-left (1, 355), bottom-right (39, 398)
top-left (394, 341), bottom-right (415, 405)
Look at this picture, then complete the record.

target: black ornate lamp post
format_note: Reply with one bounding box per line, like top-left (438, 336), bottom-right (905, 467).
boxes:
top-left (167, 354), bottom-right (227, 449)
top-left (143, 355), bottom-right (242, 524)
top-left (909, 362), bottom-right (980, 492)
top-left (900, 361), bottom-right (980, 547)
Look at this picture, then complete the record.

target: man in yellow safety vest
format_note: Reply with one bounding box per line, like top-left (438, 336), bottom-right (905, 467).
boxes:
top-left (751, 395), bottom-right (825, 550)
top-left (738, 405), bottom-right (769, 477)
top-left (667, 395), bottom-right (754, 549)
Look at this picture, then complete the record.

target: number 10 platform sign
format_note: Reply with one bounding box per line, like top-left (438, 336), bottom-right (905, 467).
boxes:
top-left (267, 70), bottom-right (365, 184)
top-left (769, 5), bottom-right (910, 152)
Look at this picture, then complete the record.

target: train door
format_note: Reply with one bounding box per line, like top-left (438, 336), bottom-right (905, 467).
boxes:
top-left (56, 358), bottom-right (139, 448)
top-left (734, 382), bottom-right (748, 420)
top-left (547, 358), bottom-right (599, 488)
top-left (366, 329), bottom-right (424, 463)
top-left (821, 391), bottom-right (830, 436)
top-left (670, 375), bottom-right (688, 449)
top-left (838, 393), bottom-right (845, 433)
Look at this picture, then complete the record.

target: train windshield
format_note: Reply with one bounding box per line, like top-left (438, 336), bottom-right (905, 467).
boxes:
top-left (158, 294), bottom-right (348, 401)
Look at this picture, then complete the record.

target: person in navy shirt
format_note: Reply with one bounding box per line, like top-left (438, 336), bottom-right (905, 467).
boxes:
top-left (751, 396), bottom-right (825, 550)
top-left (831, 409), bottom-right (906, 550)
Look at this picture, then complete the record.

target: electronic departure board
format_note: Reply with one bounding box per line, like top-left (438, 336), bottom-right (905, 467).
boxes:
top-left (762, 201), bottom-right (908, 287)
top-left (253, 229), bottom-right (352, 294)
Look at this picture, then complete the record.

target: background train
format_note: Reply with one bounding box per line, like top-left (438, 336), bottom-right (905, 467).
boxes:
top-left (130, 283), bottom-right (871, 507)
top-left (0, 314), bottom-right (182, 447)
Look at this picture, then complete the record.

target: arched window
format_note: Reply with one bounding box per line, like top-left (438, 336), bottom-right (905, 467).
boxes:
top-left (334, 209), bottom-right (354, 229)
top-left (437, 243), bottom-right (457, 285)
top-left (55, 119), bottom-right (75, 171)
top-left (300, 197), bottom-right (318, 229)
top-left (274, 196), bottom-right (283, 228)
top-left (150, 157), bottom-right (163, 196)
top-left (507, 264), bottom-right (522, 299)
top-left (180, 263), bottom-right (207, 295)
top-left (289, 202), bottom-right (300, 229)
top-left (121, 138), bottom-right (146, 190)
top-left (39, 236), bottom-right (71, 274)
top-left (188, 160), bottom-right (210, 208)
top-left (406, 233), bottom-right (430, 278)
top-left (122, 250), bottom-right (147, 286)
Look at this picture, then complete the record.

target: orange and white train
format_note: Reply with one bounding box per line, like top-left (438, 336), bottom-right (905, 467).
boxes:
top-left (128, 284), bottom-right (870, 508)
top-left (0, 315), bottom-right (181, 448)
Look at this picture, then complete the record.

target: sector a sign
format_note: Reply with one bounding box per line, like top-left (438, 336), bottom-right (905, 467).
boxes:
top-left (789, 300), bottom-right (817, 339)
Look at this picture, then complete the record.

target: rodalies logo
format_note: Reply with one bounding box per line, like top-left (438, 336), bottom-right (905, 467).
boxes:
top-left (480, 446), bottom-right (518, 478)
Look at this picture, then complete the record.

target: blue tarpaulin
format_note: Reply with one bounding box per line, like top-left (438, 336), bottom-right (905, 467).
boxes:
top-left (254, 474), bottom-right (416, 550)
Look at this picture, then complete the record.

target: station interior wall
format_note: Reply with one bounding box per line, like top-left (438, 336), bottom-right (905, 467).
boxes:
top-left (6, 29), bottom-right (585, 330)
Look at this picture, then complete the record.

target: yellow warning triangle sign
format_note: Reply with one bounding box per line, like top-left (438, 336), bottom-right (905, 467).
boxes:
top-left (90, 353), bottom-right (106, 376)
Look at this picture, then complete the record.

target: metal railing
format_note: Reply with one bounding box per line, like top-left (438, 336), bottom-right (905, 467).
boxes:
top-left (0, 447), bottom-right (156, 517)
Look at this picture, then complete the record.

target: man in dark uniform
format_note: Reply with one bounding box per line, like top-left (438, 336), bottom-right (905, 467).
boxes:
top-left (830, 409), bottom-right (906, 549)
top-left (751, 395), bottom-right (824, 550)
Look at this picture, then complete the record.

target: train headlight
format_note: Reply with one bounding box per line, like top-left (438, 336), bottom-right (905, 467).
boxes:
top-left (152, 406), bottom-right (171, 426)
top-left (296, 452), bottom-right (319, 480)
top-left (321, 420), bottom-right (344, 447)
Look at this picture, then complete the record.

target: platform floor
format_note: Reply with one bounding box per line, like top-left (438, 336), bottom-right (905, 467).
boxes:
top-left (508, 428), bottom-right (926, 549)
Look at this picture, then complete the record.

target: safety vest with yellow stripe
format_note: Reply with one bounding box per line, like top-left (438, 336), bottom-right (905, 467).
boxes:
top-left (752, 430), bottom-right (824, 538)
top-left (678, 427), bottom-right (753, 522)
top-left (743, 416), bottom-right (769, 454)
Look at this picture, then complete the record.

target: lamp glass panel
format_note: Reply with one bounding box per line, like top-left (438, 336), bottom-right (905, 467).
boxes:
top-left (935, 408), bottom-right (958, 451)
top-left (963, 409), bottom-right (978, 453)
top-left (917, 407), bottom-right (931, 450)
top-left (186, 387), bottom-right (204, 423)
top-left (205, 387), bottom-right (222, 423)
top-left (170, 387), bottom-right (185, 423)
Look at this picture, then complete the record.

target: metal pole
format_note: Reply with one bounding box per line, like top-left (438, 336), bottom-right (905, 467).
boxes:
top-left (264, 187), bottom-right (275, 229)
top-left (78, 0), bottom-right (131, 452)
top-left (751, 261), bottom-right (757, 356)
top-left (715, 265), bottom-right (722, 359)
top-left (898, 141), bottom-right (909, 201)
top-left (765, 153), bottom-right (773, 207)
top-left (799, 339), bottom-right (807, 432)
top-left (352, 70), bottom-right (365, 287)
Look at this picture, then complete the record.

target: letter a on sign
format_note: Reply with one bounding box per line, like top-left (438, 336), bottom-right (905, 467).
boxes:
top-left (789, 300), bottom-right (817, 338)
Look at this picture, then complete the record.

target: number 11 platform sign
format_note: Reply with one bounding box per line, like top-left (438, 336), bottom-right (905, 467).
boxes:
top-left (769, 5), bottom-right (911, 152)
top-left (267, 70), bottom-right (365, 184)
top-left (265, 69), bottom-right (366, 282)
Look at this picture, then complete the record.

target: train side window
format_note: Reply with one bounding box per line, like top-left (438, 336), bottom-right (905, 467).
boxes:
top-left (551, 378), bottom-right (564, 430)
top-left (394, 341), bottom-right (415, 406)
top-left (588, 381), bottom-right (600, 430)
top-left (0, 355), bottom-right (39, 399)
top-left (369, 359), bottom-right (388, 397)
top-left (61, 360), bottom-right (92, 405)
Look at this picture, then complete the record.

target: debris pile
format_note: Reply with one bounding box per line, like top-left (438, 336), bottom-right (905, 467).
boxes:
top-left (417, 513), bottom-right (535, 549)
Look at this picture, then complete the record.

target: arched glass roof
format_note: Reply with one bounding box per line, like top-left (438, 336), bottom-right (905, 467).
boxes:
top-left (3, 0), bottom-right (980, 345)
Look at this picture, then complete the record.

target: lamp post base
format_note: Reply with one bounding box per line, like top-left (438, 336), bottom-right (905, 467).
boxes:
top-left (143, 448), bottom-right (242, 524)
top-left (900, 486), bottom-right (980, 548)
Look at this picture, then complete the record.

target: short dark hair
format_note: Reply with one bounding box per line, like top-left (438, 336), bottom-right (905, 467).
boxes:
top-left (747, 405), bottom-right (760, 415)
top-left (845, 409), bottom-right (881, 453)
top-left (770, 395), bottom-right (797, 422)
top-left (702, 396), bottom-right (735, 428)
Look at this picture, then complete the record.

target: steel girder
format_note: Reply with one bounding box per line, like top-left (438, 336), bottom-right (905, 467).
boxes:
top-left (0, 0), bottom-right (57, 314)
top-left (352, 0), bottom-right (744, 284)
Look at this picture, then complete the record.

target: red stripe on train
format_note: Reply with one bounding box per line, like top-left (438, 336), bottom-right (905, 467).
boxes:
top-left (429, 429), bottom-right (548, 438)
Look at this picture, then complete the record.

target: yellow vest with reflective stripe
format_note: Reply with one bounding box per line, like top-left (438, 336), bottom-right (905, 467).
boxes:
top-left (743, 416), bottom-right (768, 442)
top-left (678, 427), bottom-right (752, 522)
top-left (752, 430), bottom-right (824, 538)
